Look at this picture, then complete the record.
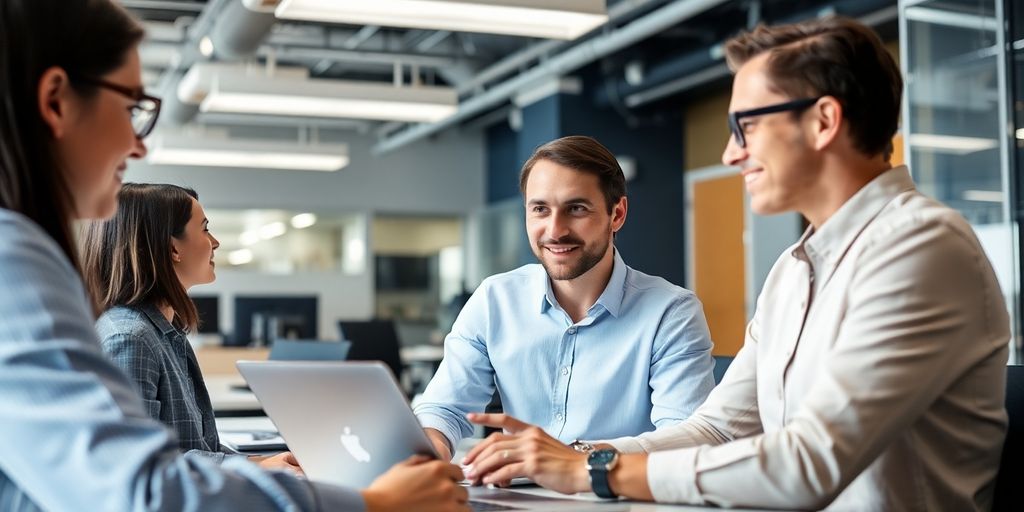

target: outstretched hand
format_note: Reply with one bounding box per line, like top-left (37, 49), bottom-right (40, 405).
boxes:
top-left (461, 413), bottom-right (590, 495)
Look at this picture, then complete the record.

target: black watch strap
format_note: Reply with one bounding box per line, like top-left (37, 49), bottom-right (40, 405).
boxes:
top-left (587, 450), bottom-right (619, 499)
top-left (590, 466), bottom-right (616, 498)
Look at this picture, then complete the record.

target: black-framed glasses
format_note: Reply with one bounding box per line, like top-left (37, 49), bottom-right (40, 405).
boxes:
top-left (75, 77), bottom-right (162, 139)
top-left (727, 97), bottom-right (822, 148)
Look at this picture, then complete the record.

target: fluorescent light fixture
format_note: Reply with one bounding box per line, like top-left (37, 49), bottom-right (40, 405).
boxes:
top-left (963, 190), bottom-right (1004, 203)
top-left (228, 249), bottom-right (254, 265)
top-left (1016, 128), bottom-right (1024, 140)
top-left (259, 222), bottom-right (287, 240)
top-left (291, 213), bottom-right (317, 229)
top-left (148, 131), bottom-right (349, 172)
top-left (200, 73), bottom-right (458, 123)
top-left (274, 0), bottom-right (608, 40)
top-left (906, 133), bottom-right (998, 155)
top-left (178, 62), bottom-right (308, 104)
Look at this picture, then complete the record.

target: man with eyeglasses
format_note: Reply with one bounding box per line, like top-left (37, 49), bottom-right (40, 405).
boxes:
top-left (459, 16), bottom-right (1009, 511)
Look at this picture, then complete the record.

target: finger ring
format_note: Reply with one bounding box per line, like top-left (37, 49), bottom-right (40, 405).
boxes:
top-left (502, 450), bottom-right (510, 460)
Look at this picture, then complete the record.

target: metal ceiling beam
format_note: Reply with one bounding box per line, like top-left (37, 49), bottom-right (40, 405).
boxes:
top-left (256, 45), bottom-right (475, 69)
top-left (375, 0), bottom-right (731, 155)
top-left (119, 0), bottom-right (206, 12)
top-left (620, 0), bottom-right (899, 109)
top-left (456, 0), bottom-right (667, 95)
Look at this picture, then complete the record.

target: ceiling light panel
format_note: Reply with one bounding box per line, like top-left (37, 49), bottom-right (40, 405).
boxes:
top-left (274, 0), bottom-right (608, 40)
top-left (148, 132), bottom-right (349, 172)
top-left (200, 74), bottom-right (458, 123)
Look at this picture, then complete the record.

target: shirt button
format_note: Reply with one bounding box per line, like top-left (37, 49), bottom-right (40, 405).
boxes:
top-left (567, 328), bottom-right (577, 335)
top-left (555, 413), bottom-right (564, 421)
top-left (561, 366), bottom-right (570, 376)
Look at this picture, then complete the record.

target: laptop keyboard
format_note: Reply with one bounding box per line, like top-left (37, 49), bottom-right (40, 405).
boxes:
top-left (469, 501), bottom-right (524, 511)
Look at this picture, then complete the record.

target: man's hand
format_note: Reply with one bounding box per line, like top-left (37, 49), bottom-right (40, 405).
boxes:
top-left (250, 452), bottom-right (303, 476)
top-left (425, 427), bottom-right (454, 461)
top-left (461, 413), bottom-right (590, 495)
top-left (362, 455), bottom-right (469, 512)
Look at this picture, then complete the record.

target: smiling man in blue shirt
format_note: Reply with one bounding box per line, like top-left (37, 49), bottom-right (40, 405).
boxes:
top-left (415, 135), bottom-right (716, 461)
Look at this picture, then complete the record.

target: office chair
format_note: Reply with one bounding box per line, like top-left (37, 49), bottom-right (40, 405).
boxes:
top-left (712, 355), bottom-right (734, 385)
top-left (338, 320), bottom-right (404, 383)
top-left (993, 365), bottom-right (1023, 511)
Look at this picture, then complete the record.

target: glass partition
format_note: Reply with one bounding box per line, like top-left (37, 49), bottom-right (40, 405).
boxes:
top-left (206, 209), bottom-right (367, 276)
top-left (900, 0), bottom-right (1021, 362)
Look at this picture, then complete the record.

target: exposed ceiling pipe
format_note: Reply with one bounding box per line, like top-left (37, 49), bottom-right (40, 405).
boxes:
top-left (255, 46), bottom-right (472, 69)
top-left (120, 0), bottom-right (206, 12)
top-left (160, 0), bottom-right (280, 126)
top-left (601, 0), bottom-right (895, 108)
top-left (456, 0), bottom-right (668, 96)
top-left (209, 0), bottom-right (278, 60)
top-left (374, 0), bottom-right (731, 155)
top-left (619, 0), bottom-right (899, 108)
top-left (343, 26), bottom-right (381, 50)
top-left (153, 0), bottom-right (232, 126)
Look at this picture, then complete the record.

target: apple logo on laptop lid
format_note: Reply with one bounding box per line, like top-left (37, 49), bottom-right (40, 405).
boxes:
top-left (340, 427), bottom-right (371, 463)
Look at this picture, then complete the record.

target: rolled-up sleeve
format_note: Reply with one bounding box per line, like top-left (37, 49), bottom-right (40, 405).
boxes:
top-left (0, 216), bottom-right (365, 511)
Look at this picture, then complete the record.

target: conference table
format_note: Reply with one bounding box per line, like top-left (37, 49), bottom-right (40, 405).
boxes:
top-left (215, 417), bottom-right (783, 512)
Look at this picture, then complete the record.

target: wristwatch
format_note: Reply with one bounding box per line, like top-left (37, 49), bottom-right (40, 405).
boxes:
top-left (586, 449), bottom-right (620, 499)
top-left (569, 439), bottom-right (595, 454)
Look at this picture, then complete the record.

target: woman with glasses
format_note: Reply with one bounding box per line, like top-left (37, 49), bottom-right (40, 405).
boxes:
top-left (0, 1), bottom-right (467, 510)
top-left (80, 183), bottom-right (303, 474)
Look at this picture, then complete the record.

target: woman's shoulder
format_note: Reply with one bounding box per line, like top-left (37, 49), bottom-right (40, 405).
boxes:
top-left (96, 306), bottom-right (163, 350)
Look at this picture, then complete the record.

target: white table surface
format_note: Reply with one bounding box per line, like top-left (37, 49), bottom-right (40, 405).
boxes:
top-left (214, 417), bottom-right (781, 511)
top-left (207, 375), bottom-right (263, 413)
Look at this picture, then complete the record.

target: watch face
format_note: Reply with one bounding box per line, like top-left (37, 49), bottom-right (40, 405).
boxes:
top-left (588, 450), bottom-right (617, 467)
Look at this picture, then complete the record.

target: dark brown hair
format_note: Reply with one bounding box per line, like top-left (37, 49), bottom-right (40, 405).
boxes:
top-left (0, 0), bottom-right (144, 274)
top-left (724, 16), bottom-right (902, 157)
top-left (519, 136), bottom-right (626, 213)
top-left (80, 183), bottom-right (201, 332)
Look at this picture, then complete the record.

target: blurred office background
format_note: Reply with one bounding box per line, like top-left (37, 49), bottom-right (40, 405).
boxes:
top-left (117, 0), bottom-right (1024, 383)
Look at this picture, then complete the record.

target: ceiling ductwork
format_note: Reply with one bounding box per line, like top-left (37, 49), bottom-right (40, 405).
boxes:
top-left (594, 0), bottom-right (897, 110)
top-left (209, 0), bottom-right (279, 60)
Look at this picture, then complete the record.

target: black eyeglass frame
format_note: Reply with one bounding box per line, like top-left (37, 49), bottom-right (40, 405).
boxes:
top-left (727, 97), bottom-right (822, 148)
top-left (74, 76), bottom-right (162, 139)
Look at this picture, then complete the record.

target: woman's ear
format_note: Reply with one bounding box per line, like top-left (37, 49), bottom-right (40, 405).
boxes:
top-left (170, 240), bottom-right (182, 264)
top-left (37, 66), bottom-right (76, 139)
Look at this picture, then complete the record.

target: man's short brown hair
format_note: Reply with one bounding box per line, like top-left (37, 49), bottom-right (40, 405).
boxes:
top-left (519, 136), bottom-right (626, 213)
top-left (724, 16), bottom-right (902, 157)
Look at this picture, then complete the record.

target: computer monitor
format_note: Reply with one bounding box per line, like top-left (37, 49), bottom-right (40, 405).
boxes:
top-left (191, 295), bottom-right (220, 334)
top-left (269, 339), bottom-right (351, 361)
top-left (230, 296), bottom-right (318, 347)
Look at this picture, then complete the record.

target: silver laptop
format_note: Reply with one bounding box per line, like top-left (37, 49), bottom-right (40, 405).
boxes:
top-left (238, 361), bottom-right (627, 511)
top-left (237, 361), bottom-right (435, 488)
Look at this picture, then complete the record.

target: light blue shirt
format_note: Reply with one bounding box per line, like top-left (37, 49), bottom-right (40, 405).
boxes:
top-left (0, 209), bottom-right (364, 511)
top-left (415, 250), bottom-right (716, 451)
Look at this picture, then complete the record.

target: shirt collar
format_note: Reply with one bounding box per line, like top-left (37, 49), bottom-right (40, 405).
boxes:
top-left (139, 302), bottom-right (179, 337)
top-left (538, 248), bottom-right (628, 318)
top-left (796, 165), bottom-right (916, 277)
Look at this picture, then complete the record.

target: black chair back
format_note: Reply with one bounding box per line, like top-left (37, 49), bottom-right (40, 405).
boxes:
top-left (712, 355), bottom-right (734, 385)
top-left (994, 365), bottom-right (1023, 511)
top-left (338, 320), bottom-right (404, 381)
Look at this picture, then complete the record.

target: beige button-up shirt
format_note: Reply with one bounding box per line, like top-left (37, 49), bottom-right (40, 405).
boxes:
top-left (606, 166), bottom-right (1009, 511)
